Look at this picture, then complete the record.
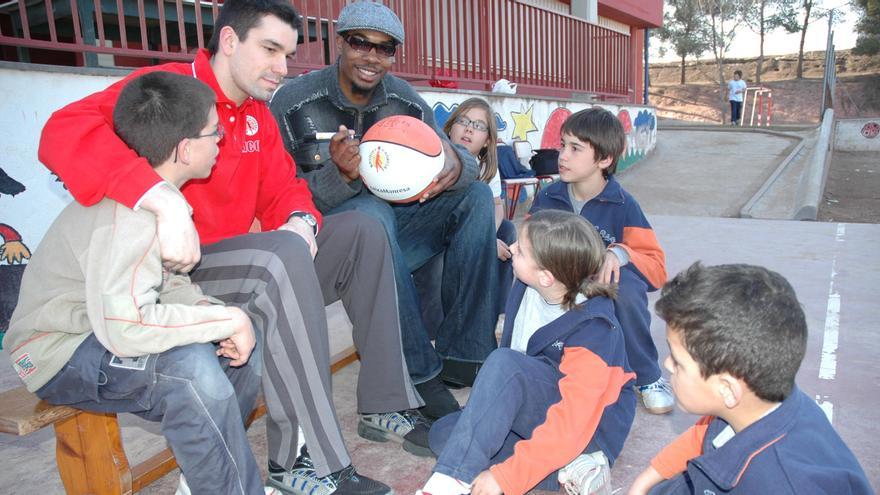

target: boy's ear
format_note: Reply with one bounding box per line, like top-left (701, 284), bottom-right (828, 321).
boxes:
top-left (596, 154), bottom-right (614, 171)
top-left (717, 373), bottom-right (744, 409)
top-left (175, 139), bottom-right (190, 165)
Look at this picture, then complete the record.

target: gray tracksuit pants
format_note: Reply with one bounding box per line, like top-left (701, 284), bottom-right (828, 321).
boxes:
top-left (192, 210), bottom-right (422, 476)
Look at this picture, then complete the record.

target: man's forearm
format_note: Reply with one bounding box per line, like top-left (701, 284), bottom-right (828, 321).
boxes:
top-left (138, 182), bottom-right (189, 218)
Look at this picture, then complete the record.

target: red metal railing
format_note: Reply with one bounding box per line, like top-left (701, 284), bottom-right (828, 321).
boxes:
top-left (0, 0), bottom-right (632, 100)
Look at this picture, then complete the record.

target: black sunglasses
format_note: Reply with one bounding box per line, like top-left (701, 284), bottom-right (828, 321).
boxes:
top-left (342, 33), bottom-right (397, 58)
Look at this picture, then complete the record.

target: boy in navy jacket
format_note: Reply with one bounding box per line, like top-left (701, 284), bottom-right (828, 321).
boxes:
top-left (530, 107), bottom-right (673, 414)
top-left (629, 263), bottom-right (872, 495)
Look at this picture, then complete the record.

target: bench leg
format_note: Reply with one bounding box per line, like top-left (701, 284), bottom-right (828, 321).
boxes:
top-left (54, 411), bottom-right (133, 495)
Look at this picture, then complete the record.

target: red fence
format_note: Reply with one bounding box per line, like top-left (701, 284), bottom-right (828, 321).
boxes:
top-left (0, 0), bottom-right (633, 100)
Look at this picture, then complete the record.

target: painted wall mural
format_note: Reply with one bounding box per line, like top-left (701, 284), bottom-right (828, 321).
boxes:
top-left (424, 91), bottom-right (658, 175)
top-left (1, 167), bottom-right (30, 347)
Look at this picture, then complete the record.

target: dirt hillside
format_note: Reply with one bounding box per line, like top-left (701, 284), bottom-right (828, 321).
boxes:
top-left (649, 50), bottom-right (880, 124)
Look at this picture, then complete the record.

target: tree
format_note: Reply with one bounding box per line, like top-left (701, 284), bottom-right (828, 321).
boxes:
top-left (795, 0), bottom-right (815, 78)
top-left (657, 0), bottom-right (711, 84)
top-left (697, 0), bottom-right (755, 122)
top-left (745, 0), bottom-right (799, 83)
top-left (852, 0), bottom-right (880, 55)
top-left (792, 1), bottom-right (841, 78)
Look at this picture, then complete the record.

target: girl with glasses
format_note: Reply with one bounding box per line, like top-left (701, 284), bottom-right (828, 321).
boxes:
top-left (444, 98), bottom-right (516, 324)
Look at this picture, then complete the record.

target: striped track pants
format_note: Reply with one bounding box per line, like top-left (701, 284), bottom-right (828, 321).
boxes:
top-left (191, 210), bottom-right (421, 476)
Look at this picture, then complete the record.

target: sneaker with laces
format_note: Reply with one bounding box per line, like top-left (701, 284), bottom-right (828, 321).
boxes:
top-left (358, 409), bottom-right (433, 457)
top-left (637, 377), bottom-right (675, 415)
top-left (557, 451), bottom-right (612, 495)
top-left (267, 448), bottom-right (392, 495)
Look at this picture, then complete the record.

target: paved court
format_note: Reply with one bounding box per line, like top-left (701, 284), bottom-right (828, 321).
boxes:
top-left (619, 129), bottom-right (800, 217)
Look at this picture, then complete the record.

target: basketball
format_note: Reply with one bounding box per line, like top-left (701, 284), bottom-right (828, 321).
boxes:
top-left (359, 115), bottom-right (445, 203)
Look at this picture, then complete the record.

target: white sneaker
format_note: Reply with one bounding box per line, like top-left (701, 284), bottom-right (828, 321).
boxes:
top-left (558, 451), bottom-right (612, 495)
top-left (176, 475), bottom-right (191, 495)
top-left (417, 472), bottom-right (471, 495)
top-left (637, 377), bottom-right (675, 414)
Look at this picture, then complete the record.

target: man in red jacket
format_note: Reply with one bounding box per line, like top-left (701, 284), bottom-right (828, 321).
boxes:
top-left (37, 1), bottom-right (426, 494)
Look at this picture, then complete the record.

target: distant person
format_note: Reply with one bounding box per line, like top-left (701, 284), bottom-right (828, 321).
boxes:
top-left (728, 70), bottom-right (747, 126)
top-left (421, 210), bottom-right (636, 495)
top-left (628, 262), bottom-right (872, 495)
top-left (5, 72), bottom-right (276, 494)
top-left (530, 107), bottom-right (675, 415)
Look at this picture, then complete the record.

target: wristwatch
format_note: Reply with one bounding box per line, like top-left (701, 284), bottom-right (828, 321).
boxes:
top-left (290, 211), bottom-right (319, 235)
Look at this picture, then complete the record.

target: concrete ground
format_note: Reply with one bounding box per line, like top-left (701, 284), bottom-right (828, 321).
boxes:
top-left (1, 129), bottom-right (878, 493)
top-left (618, 129), bottom-right (799, 218)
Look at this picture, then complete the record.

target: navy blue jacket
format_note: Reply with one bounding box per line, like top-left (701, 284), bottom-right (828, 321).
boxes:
top-left (489, 281), bottom-right (637, 495)
top-left (649, 387), bottom-right (873, 494)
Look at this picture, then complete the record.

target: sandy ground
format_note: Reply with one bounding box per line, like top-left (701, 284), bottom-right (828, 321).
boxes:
top-left (818, 151), bottom-right (880, 223)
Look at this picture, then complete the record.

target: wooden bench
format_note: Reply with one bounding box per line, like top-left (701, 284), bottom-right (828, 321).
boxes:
top-left (0, 345), bottom-right (359, 495)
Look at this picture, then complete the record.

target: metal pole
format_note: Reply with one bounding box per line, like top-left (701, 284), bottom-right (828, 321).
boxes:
top-left (644, 28), bottom-right (649, 105)
top-left (820, 9), bottom-right (834, 117)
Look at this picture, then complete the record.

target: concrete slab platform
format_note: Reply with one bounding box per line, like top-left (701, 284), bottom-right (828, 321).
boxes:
top-left (619, 130), bottom-right (798, 217)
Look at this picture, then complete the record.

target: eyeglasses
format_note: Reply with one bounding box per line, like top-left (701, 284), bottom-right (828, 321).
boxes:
top-left (193, 124), bottom-right (225, 142)
top-left (173, 124), bottom-right (224, 162)
top-left (342, 33), bottom-right (397, 58)
top-left (454, 116), bottom-right (489, 133)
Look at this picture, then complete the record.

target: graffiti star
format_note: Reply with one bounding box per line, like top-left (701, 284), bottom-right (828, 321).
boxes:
top-left (510, 105), bottom-right (538, 141)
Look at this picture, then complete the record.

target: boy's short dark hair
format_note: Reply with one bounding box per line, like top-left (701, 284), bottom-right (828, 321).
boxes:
top-left (655, 262), bottom-right (807, 403)
top-left (734, 70), bottom-right (743, 77)
top-left (560, 107), bottom-right (626, 177)
top-left (113, 72), bottom-right (216, 167)
top-left (207, 0), bottom-right (302, 55)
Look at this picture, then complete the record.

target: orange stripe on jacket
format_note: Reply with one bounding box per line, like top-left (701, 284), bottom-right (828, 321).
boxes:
top-left (650, 416), bottom-right (713, 479)
top-left (490, 347), bottom-right (635, 495)
top-left (613, 226), bottom-right (667, 290)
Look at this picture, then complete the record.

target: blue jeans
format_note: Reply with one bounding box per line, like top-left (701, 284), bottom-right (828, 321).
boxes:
top-left (36, 334), bottom-right (264, 495)
top-left (329, 182), bottom-right (499, 382)
top-left (427, 349), bottom-right (563, 490)
top-left (730, 100), bottom-right (743, 124)
top-left (414, 217), bottom-right (517, 338)
top-left (496, 219), bottom-right (516, 314)
top-left (617, 267), bottom-right (661, 386)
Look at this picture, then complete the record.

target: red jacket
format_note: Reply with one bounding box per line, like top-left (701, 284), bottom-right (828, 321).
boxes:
top-left (38, 50), bottom-right (321, 245)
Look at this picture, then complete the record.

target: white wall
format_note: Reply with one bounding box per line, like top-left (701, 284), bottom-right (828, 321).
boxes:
top-left (0, 65), bottom-right (656, 258)
top-left (834, 119), bottom-right (880, 152)
top-left (1, 66), bottom-right (123, 262)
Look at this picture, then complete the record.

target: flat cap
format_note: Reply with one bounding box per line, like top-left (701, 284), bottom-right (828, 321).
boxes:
top-left (336, 1), bottom-right (405, 45)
